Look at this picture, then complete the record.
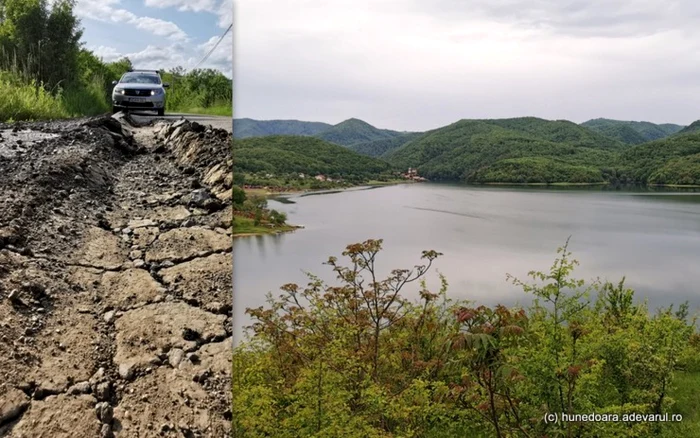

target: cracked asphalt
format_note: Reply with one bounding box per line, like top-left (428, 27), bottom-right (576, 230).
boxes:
top-left (0, 113), bottom-right (233, 437)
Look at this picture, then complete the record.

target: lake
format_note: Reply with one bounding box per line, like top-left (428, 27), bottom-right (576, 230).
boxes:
top-left (233, 183), bottom-right (700, 343)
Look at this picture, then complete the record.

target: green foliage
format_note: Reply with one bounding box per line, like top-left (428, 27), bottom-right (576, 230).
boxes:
top-left (234, 240), bottom-right (700, 438)
top-left (232, 118), bottom-right (414, 153)
top-left (662, 371), bottom-right (700, 437)
top-left (484, 117), bottom-right (624, 150)
top-left (161, 67), bottom-right (232, 115)
top-left (0, 0), bottom-right (82, 90)
top-left (348, 132), bottom-right (423, 158)
top-left (385, 119), bottom-right (617, 183)
top-left (232, 186), bottom-right (247, 206)
top-left (0, 68), bottom-right (110, 120)
top-left (677, 120), bottom-right (700, 135)
top-left (0, 0), bottom-right (110, 120)
top-left (0, 70), bottom-right (67, 120)
top-left (0, 0), bottom-right (230, 121)
top-left (233, 118), bottom-right (333, 139)
top-left (314, 118), bottom-right (405, 147)
top-left (233, 135), bottom-right (391, 186)
top-left (235, 115), bottom-right (700, 186)
top-left (617, 132), bottom-right (700, 185)
top-left (582, 118), bottom-right (685, 144)
top-left (471, 157), bottom-right (604, 184)
top-left (268, 209), bottom-right (287, 226)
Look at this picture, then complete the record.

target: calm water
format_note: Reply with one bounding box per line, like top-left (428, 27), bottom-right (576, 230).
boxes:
top-left (233, 184), bottom-right (700, 342)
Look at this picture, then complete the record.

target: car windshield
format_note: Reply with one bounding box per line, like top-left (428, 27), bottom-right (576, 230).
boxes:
top-left (120, 73), bottom-right (160, 84)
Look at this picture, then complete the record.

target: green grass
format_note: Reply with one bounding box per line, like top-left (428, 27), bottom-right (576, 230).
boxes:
top-left (0, 71), bottom-right (109, 122)
top-left (662, 371), bottom-right (700, 437)
top-left (232, 215), bottom-right (298, 236)
top-left (171, 105), bottom-right (232, 117)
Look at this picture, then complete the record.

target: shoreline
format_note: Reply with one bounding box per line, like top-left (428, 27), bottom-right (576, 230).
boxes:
top-left (234, 179), bottom-right (699, 238)
top-left (245, 179), bottom-right (417, 198)
top-left (480, 181), bottom-right (609, 187)
top-left (235, 181), bottom-right (418, 238)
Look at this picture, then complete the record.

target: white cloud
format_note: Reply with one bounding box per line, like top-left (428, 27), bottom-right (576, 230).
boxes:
top-left (131, 16), bottom-right (188, 40)
top-left (233, 0), bottom-right (700, 130)
top-left (75, 0), bottom-right (188, 41)
top-left (143, 0), bottom-right (231, 29)
top-left (90, 41), bottom-right (231, 78)
top-left (197, 32), bottom-right (232, 76)
top-left (144, 0), bottom-right (219, 13)
top-left (218, 0), bottom-right (232, 28)
top-left (88, 44), bottom-right (193, 69)
top-left (92, 45), bottom-right (122, 62)
top-left (79, 0), bottom-right (230, 78)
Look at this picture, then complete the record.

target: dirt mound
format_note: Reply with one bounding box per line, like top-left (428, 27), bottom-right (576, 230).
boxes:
top-left (153, 120), bottom-right (233, 202)
top-left (0, 116), bottom-right (232, 437)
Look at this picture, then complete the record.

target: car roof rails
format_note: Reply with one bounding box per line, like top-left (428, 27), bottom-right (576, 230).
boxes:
top-left (127, 69), bottom-right (161, 74)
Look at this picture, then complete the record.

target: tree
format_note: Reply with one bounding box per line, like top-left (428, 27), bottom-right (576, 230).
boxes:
top-left (0, 0), bottom-right (82, 89)
top-left (42, 0), bottom-right (82, 88)
top-left (232, 186), bottom-right (247, 206)
top-left (268, 209), bottom-right (286, 226)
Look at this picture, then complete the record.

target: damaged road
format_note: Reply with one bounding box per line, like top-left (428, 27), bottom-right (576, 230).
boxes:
top-left (0, 113), bottom-right (233, 437)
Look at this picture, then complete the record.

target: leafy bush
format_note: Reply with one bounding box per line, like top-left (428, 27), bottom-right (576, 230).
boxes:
top-left (233, 240), bottom-right (700, 437)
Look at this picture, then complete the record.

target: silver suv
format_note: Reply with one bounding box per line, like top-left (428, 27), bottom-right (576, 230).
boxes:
top-left (111, 70), bottom-right (169, 116)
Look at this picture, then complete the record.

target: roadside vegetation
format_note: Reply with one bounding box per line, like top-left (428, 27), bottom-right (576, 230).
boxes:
top-left (0, 0), bottom-right (231, 122)
top-left (233, 239), bottom-right (700, 437)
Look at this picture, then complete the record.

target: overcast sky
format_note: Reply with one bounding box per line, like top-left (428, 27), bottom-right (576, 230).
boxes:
top-left (234, 0), bottom-right (700, 131)
top-left (75, 0), bottom-right (232, 77)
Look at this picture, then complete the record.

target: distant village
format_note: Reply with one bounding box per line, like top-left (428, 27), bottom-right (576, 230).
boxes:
top-left (242, 168), bottom-right (426, 191)
top-left (401, 167), bottom-right (427, 182)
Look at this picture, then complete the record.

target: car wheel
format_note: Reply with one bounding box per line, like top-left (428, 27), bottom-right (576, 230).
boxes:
top-left (112, 106), bottom-right (119, 114)
top-left (157, 109), bottom-right (165, 116)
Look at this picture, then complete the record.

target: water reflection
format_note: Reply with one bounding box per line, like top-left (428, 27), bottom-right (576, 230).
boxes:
top-left (233, 184), bottom-right (700, 342)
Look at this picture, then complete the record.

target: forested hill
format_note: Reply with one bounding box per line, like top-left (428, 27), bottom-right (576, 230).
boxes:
top-left (347, 132), bottom-right (423, 157)
top-left (314, 118), bottom-right (405, 147)
top-left (482, 117), bottom-right (624, 150)
top-left (232, 116), bottom-right (698, 186)
top-left (581, 118), bottom-right (686, 144)
top-left (233, 135), bottom-right (390, 181)
top-left (617, 130), bottom-right (700, 186)
top-left (233, 119), bottom-right (332, 139)
top-left (384, 118), bottom-right (621, 183)
top-left (677, 120), bottom-right (700, 135)
top-left (233, 117), bottom-right (414, 150)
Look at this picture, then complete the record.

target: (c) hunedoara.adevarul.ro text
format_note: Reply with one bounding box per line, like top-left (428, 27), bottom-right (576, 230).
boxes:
top-left (543, 413), bottom-right (683, 424)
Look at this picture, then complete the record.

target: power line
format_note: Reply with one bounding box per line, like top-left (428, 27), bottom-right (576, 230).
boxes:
top-left (193, 23), bottom-right (232, 71)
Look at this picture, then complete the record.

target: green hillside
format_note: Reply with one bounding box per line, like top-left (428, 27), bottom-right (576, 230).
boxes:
top-left (348, 132), bottom-right (423, 157)
top-left (234, 136), bottom-right (391, 185)
top-left (232, 116), bottom-right (700, 187)
top-left (677, 120), bottom-right (700, 135)
top-left (385, 118), bottom-right (617, 183)
top-left (584, 123), bottom-right (647, 145)
top-left (617, 130), bottom-right (700, 185)
top-left (314, 118), bottom-right (403, 147)
top-left (582, 118), bottom-right (685, 144)
top-left (233, 118), bottom-right (332, 139)
top-left (484, 117), bottom-right (624, 149)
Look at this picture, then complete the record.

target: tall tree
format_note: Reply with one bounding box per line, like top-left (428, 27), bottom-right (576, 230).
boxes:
top-left (0, 0), bottom-right (81, 89)
top-left (42, 0), bottom-right (82, 88)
